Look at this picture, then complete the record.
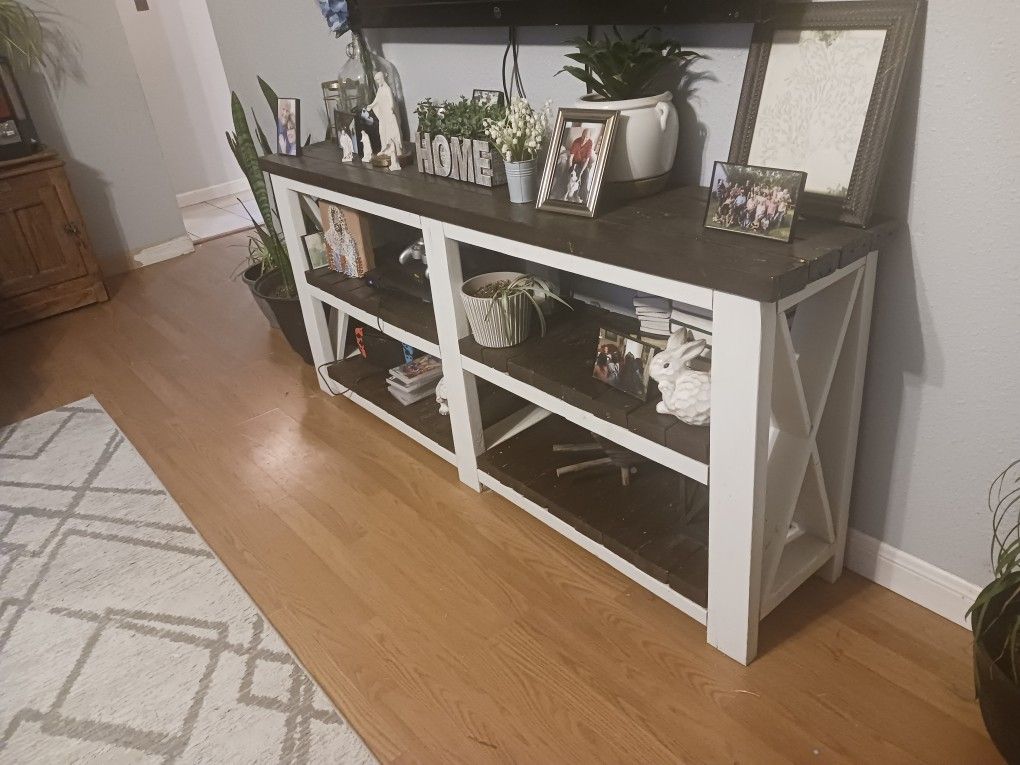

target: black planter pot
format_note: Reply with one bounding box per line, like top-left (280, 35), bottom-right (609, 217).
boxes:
top-left (973, 586), bottom-right (1020, 764)
top-left (242, 263), bottom-right (280, 328)
top-left (253, 271), bottom-right (313, 365)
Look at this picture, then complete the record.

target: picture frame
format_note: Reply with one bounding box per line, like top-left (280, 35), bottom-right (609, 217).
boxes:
top-left (472, 89), bottom-right (506, 109)
top-left (728, 0), bottom-right (923, 228)
top-left (318, 202), bottom-right (376, 278)
top-left (703, 161), bottom-right (807, 243)
top-left (537, 108), bottom-right (619, 218)
top-left (302, 232), bottom-right (328, 269)
top-left (276, 97), bottom-right (301, 156)
top-left (592, 328), bottom-right (658, 401)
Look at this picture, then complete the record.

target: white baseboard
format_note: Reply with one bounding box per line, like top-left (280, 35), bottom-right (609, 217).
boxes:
top-left (176, 178), bottom-right (248, 208)
top-left (131, 235), bottom-right (195, 269)
top-left (845, 529), bottom-right (983, 629)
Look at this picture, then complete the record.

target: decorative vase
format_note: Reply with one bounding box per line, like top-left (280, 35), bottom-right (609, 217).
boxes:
top-left (461, 272), bottom-right (533, 348)
top-left (337, 32), bottom-right (409, 159)
top-left (578, 91), bottom-right (679, 196)
top-left (241, 263), bottom-right (279, 328)
top-left (972, 580), bottom-right (1020, 763)
top-left (505, 158), bottom-right (538, 204)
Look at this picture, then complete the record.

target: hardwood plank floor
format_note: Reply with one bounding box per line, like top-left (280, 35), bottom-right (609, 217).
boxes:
top-left (0, 232), bottom-right (1002, 764)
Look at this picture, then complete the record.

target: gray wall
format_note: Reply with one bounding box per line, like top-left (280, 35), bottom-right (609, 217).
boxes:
top-left (210, 0), bottom-right (1018, 587)
top-left (20, 0), bottom-right (187, 273)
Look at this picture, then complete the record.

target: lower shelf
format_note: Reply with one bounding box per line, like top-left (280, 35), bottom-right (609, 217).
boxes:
top-left (326, 355), bottom-right (528, 455)
top-left (476, 413), bottom-right (709, 608)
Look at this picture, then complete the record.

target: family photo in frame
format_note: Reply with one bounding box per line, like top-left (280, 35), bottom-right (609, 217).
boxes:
top-left (704, 161), bottom-right (807, 243)
top-left (537, 108), bottom-right (618, 218)
top-left (276, 97), bottom-right (300, 156)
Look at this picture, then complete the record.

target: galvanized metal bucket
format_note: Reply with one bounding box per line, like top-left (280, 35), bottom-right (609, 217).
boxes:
top-left (505, 158), bottom-right (538, 204)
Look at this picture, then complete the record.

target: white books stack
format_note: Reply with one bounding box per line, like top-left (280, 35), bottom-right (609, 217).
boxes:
top-left (633, 295), bottom-right (672, 337)
top-left (387, 355), bottom-right (443, 406)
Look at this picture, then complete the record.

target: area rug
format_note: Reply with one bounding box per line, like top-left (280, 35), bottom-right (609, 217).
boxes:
top-left (0, 397), bottom-right (376, 764)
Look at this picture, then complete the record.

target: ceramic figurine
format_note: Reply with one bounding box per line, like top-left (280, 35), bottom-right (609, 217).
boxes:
top-left (435, 377), bottom-right (449, 415)
top-left (365, 71), bottom-right (401, 171)
top-left (339, 130), bottom-right (354, 162)
top-left (360, 130), bottom-right (372, 159)
top-left (648, 328), bottom-right (711, 426)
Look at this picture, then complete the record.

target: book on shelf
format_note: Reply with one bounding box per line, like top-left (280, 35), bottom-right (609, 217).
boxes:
top-left (633, 295), bottom-right (671, 311)
top-left (386, 381), bottom-right (438, 406)
top-left (388, 355), bottom-right (443, 387)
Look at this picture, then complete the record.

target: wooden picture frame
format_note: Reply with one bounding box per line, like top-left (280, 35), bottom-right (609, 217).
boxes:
top-left (728, 0), bottom-right (924, 227)
top-left (537, 107), bottom-right (619, 219)
top-left (318, 201), bottom-right (375, 278)
top-left (471, 89), bottom-right (506, 109)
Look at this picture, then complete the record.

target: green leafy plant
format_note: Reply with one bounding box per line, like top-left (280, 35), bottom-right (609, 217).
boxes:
top-left (558, 27), bottom-right (700, 101)
top-left (414, 96), bottom-right (505, 141)
top-left (473, 275), bottom-right (572, 339)
top-left (0, 0), bottom-right (42, 69)
top-left (967, 461), bottom-right (1020, 686)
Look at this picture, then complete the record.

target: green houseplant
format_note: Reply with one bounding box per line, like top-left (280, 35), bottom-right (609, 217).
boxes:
top-left (226, 77), bottom-right (311, 364)
top-left (460, 272), bottom-right (570, 348)
top-left (557, 27), bottom-right (700, 194)
top-left (0, 0), bottom-right (42, 68)
top-left (967, 460), bottom-right (1020, 762)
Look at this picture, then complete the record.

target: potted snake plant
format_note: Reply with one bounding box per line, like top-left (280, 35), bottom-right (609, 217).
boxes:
top-left (968, 460), bottom-right (1020, 763)
top-left (558, 27), bottom-right (699, 195)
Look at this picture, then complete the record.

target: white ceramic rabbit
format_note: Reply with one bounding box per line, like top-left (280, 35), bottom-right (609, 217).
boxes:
top-left (648, 329), bottom-right (711, 427)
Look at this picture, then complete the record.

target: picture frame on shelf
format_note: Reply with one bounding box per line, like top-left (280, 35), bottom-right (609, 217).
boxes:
top-left (302, 232), bottom-right (328, 269)
top-left (728, 0), bottom-right (923, 227)
top-left (537, 107), bottom-right (619, 218)
top-left (276, 97), bottom-right (301, 156)
top-left (703, 161), bottom-right (807, 243)
top-left (472, 89), bottom-right (506, 109)
top-left (592, 328), bottom-right (658, 401)
top-left (318, 202), bottom-right (375, 278)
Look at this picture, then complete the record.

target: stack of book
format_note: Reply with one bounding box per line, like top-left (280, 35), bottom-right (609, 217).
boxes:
top-left (633, 296), bottom-right (672, 337)
top-left (387, 355), bottom-right (443, 406)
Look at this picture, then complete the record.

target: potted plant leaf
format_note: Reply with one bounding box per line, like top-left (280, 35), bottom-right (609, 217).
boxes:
top-left (485, 97), bottom-right (550, 204)
top-left (461, 272), bottom-right (570, 348)
top-left (558, 27), bottom-right (699, 195)
top-left (225, 77), bottom-right (312, 363)
top-left (968, 460), bottom-right (1020, 763)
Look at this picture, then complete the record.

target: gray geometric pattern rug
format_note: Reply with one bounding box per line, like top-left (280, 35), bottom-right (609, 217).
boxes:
top-left (0, 397), bottom-right (376, 764)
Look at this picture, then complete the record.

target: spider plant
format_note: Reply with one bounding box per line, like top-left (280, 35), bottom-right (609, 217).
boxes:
top-left (558, 27), bottom-right (699, 101)
top-left (0, 0), bottom-right (42, 69)
top-left (968, 460), bottom-right (1020, 687)
top-left (480, 275), bottom-right (572, 338)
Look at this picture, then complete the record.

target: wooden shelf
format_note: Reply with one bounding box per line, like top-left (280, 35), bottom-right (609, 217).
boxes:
top-left (460, 303), bottom-right (710, 479)
top-left (306, 266), bottom-right (439, 355)
top-left (477, 414), bottom-right (708, 607)
top-left (326, 355), bottom-right (531, 454)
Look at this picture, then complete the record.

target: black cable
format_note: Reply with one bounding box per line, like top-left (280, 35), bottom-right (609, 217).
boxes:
top-left (501, 32), bottom-right (512, 103)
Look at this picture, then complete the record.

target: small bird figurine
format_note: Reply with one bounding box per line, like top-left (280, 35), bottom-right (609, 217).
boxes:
top-left (648, 328), bottom-right (711, 426)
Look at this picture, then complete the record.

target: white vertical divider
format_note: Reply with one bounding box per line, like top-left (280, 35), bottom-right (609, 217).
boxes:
top-left (820, 251), bottom-right (879, 582)
top-left (271, 177), bottom-right (337, 394)
top-left (706, 293), bottom-right (777, 664)
top-left (422, 217), bottom-right (484, 489)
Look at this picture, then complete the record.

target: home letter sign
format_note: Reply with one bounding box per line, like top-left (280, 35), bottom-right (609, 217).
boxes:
top-left (413, 132), bottom-right (505, 188)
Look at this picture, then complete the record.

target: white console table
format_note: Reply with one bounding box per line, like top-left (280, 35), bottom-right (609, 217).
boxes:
top-left (263, 144), bottom-right (892, 664)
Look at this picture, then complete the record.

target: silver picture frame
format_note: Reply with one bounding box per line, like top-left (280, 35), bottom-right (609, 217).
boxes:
top-left (536, 107), bottom-right (619, 218)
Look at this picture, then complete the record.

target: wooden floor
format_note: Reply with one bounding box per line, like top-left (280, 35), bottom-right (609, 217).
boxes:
top-left (0, 232), bottom-right (1002, 764)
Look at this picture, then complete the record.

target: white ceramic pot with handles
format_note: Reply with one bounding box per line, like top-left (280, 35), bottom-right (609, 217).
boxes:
top-left (578, 91), bottom-right (679, 184)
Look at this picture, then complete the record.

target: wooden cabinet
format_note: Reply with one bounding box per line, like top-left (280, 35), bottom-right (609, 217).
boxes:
top-left (0, 150), bottom-right (108, 329)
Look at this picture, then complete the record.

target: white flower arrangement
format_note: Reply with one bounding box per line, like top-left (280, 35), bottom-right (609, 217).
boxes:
top-left (484, 98), bottom-right (551, 164)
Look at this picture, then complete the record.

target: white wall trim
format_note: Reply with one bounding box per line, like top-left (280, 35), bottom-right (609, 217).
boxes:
top-left (176, 178), bottom-right (248, 208)
top-left (845, 529), bottom-right (983, 629)
top-left (131, 235), bottom-right (195, 269)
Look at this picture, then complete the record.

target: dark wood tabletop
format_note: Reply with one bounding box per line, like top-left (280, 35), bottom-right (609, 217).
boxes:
top-left (261, 142), bottom-right (897, 302)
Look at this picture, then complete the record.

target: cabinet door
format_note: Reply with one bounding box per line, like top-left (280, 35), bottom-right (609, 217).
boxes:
top-left (0, 170), bottom-right (87, 299)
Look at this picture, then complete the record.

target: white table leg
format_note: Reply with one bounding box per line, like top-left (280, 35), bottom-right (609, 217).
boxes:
top-left (423, 217), bottom-right (483, 489)
top-left (272, 177), bottom-right (336, 394)
top-left (707, 293), bottom-right (777, 664)
top-left (819, 251), bottom-right (878, 582)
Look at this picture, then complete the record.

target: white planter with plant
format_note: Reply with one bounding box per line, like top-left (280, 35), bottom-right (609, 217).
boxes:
top-left (560, 29), bottom-right (699, 192)
top-left (461, 272), bottom-right (569, 348)
top-left (485, 98), bottom-right (550, 204)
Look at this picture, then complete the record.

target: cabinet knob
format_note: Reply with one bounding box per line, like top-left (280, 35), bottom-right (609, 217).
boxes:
top-left (64, 222), bottom-right (81, 236)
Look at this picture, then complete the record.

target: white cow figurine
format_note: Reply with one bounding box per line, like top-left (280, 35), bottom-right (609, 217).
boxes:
top-left (648, 329), bottom-right (711, 426)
